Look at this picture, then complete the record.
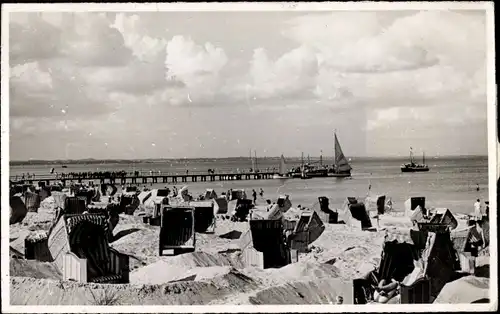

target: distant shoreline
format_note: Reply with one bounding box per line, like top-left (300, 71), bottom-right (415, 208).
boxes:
top-left (9, 155), bottom-right (488, 166)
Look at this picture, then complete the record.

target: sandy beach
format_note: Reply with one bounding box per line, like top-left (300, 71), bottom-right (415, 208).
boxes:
top-left (9, 192), bottom-right (488, 306)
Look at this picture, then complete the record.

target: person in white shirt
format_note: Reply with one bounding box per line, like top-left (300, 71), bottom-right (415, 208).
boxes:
top-left (474, 199), bottom-right (482, 219)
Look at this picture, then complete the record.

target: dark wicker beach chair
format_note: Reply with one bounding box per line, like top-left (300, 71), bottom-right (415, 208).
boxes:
top-left (317, 196), bottom-right (339, 224)
top-left (10, 195), bottom-right (28, 225)
top-left (159, 206), bottom-right (196, 256)
top-left (353, 230), bottom-right (459, 304)
top-left (249, 219), bottom-right (293, 269)
top-left (348, 202), bottom-right (373, 230)
top-left (119, 194), bottom-right (140, 215)
top-left (48, 213), bottom-right (129, 284)
top-left (191, 201), bottom-right (216, 233)
top-left (287, 211), bottom-right (325, 253)
top-left (24, 191), bottom-right (41, 213)
top-left (229, 199), bottom-right (253, 221)
top-left (428, 208), bottom-right (458, 231)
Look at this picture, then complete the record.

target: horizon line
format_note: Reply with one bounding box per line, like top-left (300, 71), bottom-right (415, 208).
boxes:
top-left (9, 154), bottom-right (489, 164)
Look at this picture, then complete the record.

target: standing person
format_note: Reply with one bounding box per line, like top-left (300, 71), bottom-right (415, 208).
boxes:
top-left (259, 188), bottom-right (264, 198)
top-left (484, 201), bottom-right (489, 219)
top-left (252, 189), bottom-right (257, 204)
top-left (474, 199), bottom-right (482, 220)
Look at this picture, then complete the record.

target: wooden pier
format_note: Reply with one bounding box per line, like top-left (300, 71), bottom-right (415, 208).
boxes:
top-left (10, 172), bottom-right (277, 186)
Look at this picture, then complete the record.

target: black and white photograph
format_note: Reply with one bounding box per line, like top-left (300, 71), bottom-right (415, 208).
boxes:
top-left (1, 2), bottom-right (497, 311)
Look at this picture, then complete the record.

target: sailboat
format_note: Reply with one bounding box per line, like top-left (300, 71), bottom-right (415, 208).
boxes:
top-left (273, 155), bottom-right (290, 179)
top-left (401, 147), bottom-right (429, 172)
top-left (299, 132), bottom-right (353, 179)
top-left (328, 132), bottom-right (352, 177)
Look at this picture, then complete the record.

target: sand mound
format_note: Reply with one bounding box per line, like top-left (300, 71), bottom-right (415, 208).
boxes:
top-left (10, 277), bottom-right (226, 305)
top-left (10, 259), bottom-right (61, 280)
top-left (130, 251), bottom-right (247, 285)
top-left (240, 261), bottom-right (342, 287)
top-left (11, 269), bottom-right (258, 306)
top-left (434, 276), bottom-right (490, 304)
top-left (248, 278), bottom-right (353, 304)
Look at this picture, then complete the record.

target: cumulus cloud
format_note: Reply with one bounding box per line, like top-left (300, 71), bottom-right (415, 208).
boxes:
top-left (7, 10), bottom-right (488, 159)
top-left (284, 10), bottom-right (486, 107)
top-left (248, 46), bottom-right (319, 99)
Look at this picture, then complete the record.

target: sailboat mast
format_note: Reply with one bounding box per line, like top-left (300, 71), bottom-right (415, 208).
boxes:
top-left (320, 150), bottom-right (323, 166)
top-left (254, 150), bottom-right (258, 172)
top-left (423, 151), bottom-right (425, 165)
top-left (301, 152), bottom-right (304, 169)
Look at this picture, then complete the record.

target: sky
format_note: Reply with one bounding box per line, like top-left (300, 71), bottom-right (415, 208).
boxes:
top-left (8, 9), bottom-right (489, 160)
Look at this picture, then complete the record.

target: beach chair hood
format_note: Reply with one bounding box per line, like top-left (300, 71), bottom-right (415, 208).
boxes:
top-left (10, 195), bottom-right (28, 225)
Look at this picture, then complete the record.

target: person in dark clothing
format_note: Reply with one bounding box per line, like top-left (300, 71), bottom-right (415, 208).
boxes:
top-left (259, 188), bottom-right (264, 198)
top-left (252, 189), bottom-right (257, 203)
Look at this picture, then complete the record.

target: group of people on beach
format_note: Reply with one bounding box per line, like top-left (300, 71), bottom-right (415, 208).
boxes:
top-left (473, 198), bottom-right (489, 219)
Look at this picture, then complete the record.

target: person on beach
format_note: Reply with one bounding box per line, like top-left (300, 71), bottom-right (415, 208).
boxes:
top-left (252, 189), bottom-right (257, 204)
top-left (484, 201), bottom-right (489, 219)
top-left (474, 199), bottom-right (482, 219)
top-left (259, 188), bottom-right (264, 198)
top-left (476, 184), bottom-right (480, 191)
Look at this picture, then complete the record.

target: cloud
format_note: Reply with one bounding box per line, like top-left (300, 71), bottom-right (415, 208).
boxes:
top-left (10, 12), bottom-right (133, 67)
top-left (8, 10), bottom-right (488, 159)
top-left (248, 45), bottom-right (319, 100)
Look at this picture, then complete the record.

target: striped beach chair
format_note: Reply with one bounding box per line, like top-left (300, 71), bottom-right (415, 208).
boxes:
top-left (24, 191), bottom-right (41, 213)
top-left (48, 213), bottom-right (129, 284)
top-left (159, 206), bottom-right (196, 256)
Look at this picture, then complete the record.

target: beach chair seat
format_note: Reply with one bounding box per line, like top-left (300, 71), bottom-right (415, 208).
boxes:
top-left (49, 213), bottom-right (129, 284)
top-left (159, 206), bottom-right (196, 256)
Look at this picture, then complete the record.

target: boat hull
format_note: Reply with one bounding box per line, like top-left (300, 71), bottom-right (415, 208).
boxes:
top-left (401, 167), bottom-right (429, 173)
top-left (327, 173), bottom-right (352, 178)
top-left (272, 175), bottom-right (290, 180)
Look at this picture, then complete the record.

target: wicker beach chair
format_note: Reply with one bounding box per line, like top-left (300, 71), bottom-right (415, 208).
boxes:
top-left (287, 211), bottom-right (325, 253)
top-left (159, 206), bottom-right (196, 256)
top-left (347, 201), bottom-right (373, 230)
top-left (353, 230), bottom-right (459, 304)
top-left (229, 199), bottom-right (253, 221)
top-left (24, 191), bottom-right (41, 213)
top-left (119, 194), bottom-right (140, 215)
top-left (10, 195), bottom-right (28, 225)
top-left (214, 197), bottom-right (229, 214)
top-left (190, 201), bottom-right (216, 233)
top-left (317, 196), bottom-right (339, 224)
top-left (248, 219), bottom-right (294, 269)
top-left (47, 213), bottom-right (129, 284)
top-left (428, 208), bottom-right (458, 231)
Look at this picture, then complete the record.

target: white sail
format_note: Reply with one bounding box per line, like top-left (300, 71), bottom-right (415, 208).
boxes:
top-left (279, 155), bottom-right (287, 175)
top-left (334, 133), bottom-right (352, 172)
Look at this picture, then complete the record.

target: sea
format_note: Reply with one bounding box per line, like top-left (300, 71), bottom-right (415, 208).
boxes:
top-left (9, 156), bottom-right (489, 215)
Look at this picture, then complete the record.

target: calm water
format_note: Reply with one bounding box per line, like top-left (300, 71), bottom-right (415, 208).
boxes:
top-left (10, 157), bottom-right (489, 214)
